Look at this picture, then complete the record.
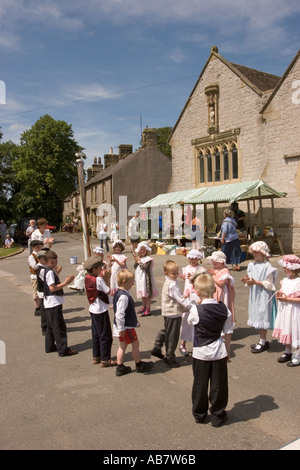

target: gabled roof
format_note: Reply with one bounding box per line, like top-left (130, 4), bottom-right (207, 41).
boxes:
top-left (260, 49), bottom-right (300, 114)
top-left (85, 144), bottom-right (171, 188)
top-left (169, 46), bottom-right (281, 141)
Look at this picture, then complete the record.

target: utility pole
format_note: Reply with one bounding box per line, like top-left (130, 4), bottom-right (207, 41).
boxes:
top-left (76, 153), bottom-right (91, 260)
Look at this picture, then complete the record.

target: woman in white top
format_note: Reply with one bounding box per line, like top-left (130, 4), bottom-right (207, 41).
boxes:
top-left (31, 218), bottom-right (54, 248)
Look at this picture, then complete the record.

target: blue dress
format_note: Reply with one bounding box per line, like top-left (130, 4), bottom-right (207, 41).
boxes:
top-left (247, 261), bottom-right (277, 329)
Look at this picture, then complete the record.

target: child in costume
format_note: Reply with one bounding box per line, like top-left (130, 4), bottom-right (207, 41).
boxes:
top-left (84, 255), bottom-right (116, 367)
top-left (133, 241), bottom-right (159, 316)
top-left (273, 255), bottom-right (300, 367)
top-left (241, 241), bottom-right (277, 353)
top-left (179, 249), bottom-right (205, 356)
top-left (207, 250), bottom-right (235, 358)
top-left (113, 269), bottom-right (154, 376)
top-left (108, 240), bottom-right (128, 296)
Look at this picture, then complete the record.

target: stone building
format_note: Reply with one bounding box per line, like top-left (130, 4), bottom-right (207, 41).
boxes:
top-left (168, 46), bottom-right (300, 253)
top-left (63, 127), bottom-right (172, 237)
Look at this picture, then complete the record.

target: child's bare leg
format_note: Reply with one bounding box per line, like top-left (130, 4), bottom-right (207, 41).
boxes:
top-left (117, 341), bottom-right (127, 365)
top-left (131, 340), bottom-right (141, 363)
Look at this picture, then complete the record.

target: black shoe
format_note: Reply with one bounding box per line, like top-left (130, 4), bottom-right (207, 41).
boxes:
top-left (211, 412), bottom-right (227, 427)
top-left (277, 353), bottom-right (292, 363)
top-left (34, 308), bottom-right (41, 316)
top-left (151, 348), bottom-right (164, 359)
top-left (116, 364), bottom-right (132, 376)
top-left (136, 361), bottom-right (154, 373)
top-left (251, 341), bottom-right (269, 353)
top-left (164, 357), bottom-right (180, 368)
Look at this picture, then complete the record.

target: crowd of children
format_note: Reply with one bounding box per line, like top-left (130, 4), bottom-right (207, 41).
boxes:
top-left (27, 235), bottom-right (300, 426)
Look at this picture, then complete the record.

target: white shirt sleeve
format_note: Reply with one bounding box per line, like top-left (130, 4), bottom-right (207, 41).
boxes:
top-left (114, 294), bottom-right (129, 332)
top-left (169, 281), bottom-right (192, 309)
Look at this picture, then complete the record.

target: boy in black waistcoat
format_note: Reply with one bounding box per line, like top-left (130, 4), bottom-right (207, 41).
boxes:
top-left (187, 273), bottom-right (233, 427)
top-left (113, 269), bottom-right (154, 376)
top-left (43, 250), bottom-right (77, 357)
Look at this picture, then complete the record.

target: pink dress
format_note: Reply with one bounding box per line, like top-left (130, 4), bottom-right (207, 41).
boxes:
top-left (213, 267), bottom-right (236, 321)
top-left (273, 277), bottom-right (300, 347)
top-left (180, 265), bottom-right (200, 342)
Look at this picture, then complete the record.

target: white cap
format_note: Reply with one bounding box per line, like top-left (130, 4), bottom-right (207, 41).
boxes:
top-left (187, 249), bottom-right (203, 259)
top-left (248, 241), bottom-right (270, 257)
top-left (135, 241), bottom-right (151, 254)
top-left (207, 251), bottom-right (227, 264)
top-left (93, 247), bottom-right (104, 254)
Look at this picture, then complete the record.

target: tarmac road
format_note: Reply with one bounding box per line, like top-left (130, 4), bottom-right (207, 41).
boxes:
top-left (0, 232), bottom-right (299, 452)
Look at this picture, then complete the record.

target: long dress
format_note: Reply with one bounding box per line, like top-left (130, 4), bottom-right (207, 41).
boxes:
top-left (110, 253), bottom-right (128, 296)
top-left (213, 267), bottom-right (236, 322)
top-left (247, 261), bottom-right (277, 329)
top-left (135, 255), bottom-right (159, 299)
top-left (273, 277), bottom-right (300, 348)
top-left (180, 264), bottom-right (200, 342)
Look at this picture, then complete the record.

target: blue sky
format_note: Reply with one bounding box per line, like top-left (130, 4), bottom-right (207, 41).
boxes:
top-left (0, 0), bottom-right (299, 168)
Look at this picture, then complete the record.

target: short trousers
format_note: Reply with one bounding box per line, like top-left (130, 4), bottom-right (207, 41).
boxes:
top-left (31, 278), bottom-right (38, 299)
top-left (119, 328), bottom-right (138, 345)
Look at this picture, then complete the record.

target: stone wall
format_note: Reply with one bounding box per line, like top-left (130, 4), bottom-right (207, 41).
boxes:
top-left (169, 51), bottom-right (300, 253)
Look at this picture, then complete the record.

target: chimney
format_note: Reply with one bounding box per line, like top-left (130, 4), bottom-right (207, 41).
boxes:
top-left (86, 157), bottom-right (104, 180)
top-left (118, 144), bottom-right (133, 159)
top-left (104, 151), bottom-right (119, 169)
top-left (142, 127), bottom-right (158, 147)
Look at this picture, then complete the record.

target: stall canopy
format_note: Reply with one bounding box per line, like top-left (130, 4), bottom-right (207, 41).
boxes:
top-left (141, 180), bottom-right (286, 207)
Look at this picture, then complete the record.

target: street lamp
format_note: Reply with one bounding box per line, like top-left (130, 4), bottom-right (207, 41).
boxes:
top-left (76, 153), bottom-right (91, 260)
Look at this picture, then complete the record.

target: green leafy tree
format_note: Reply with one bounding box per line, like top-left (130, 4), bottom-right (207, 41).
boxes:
top-left (0, 136), bottom-right (22, 222)
top-left (155, 127), bottom-right (173, 157)
top-left (13, 114), bottom-right (83, 226)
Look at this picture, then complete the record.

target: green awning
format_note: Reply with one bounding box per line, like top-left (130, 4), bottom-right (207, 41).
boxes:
top-left (141, 180), bottom-right (286, 208)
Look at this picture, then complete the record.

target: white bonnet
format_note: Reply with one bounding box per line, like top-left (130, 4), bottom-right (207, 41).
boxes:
top-left (187, 249), bottom-right (203, 259)
top-left (278, 255), bottom-right (300, 270)
top-left (135, 241), bottom-right (151, 254)
top-left (112, 239), bottom-right (125, 249)
top-left (207, 250), bottom-right (227, 264)
top-left (248, 241), bottom-right (270, 257)
top-left (93, 247), bottom-right (104, 254)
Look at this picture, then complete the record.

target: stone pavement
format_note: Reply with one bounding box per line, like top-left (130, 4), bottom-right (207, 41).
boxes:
top-left (0, 232), bottom-right (299, 451)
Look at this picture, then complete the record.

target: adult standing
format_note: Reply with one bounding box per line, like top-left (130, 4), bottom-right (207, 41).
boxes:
top-left (128, 211), bottom-right (140, 253)
top-left (220, 209), bottom-right (242, 271)
top-left (26, 219), bottom-right (37, 252)
top-left (0, 220), bottom-right (7, 244)
top-left (230, 202), bottom-right (246, 231)
top-left (191, 215), bottom-right (202, 250)
top-left (97, 212), bottom-right (109, 253)
top-left (30, 218), bottom-right (54, 248)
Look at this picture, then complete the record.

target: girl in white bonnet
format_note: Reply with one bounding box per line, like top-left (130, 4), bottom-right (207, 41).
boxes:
top-left (273, 255), bottom-right (300, 367)
top-left (133, 242), bottom-right (159, 316)
top-left (179, 249), bottom-right (205, 356)
top-left (241, 241), bottom-right (277, 353)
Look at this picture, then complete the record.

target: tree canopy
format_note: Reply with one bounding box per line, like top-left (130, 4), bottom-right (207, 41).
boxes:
top-left (0, 114), bottom-right (82, 226)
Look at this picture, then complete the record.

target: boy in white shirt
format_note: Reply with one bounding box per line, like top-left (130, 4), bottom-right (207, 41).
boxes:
top-left (84, 256), bottom-right (116, 367)
top-left (43, 250), bottom-right (77, 357)
top-left (187, 272), bottom-right (233, 427)
top-left (152, 260), bottom-right (192, 368)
